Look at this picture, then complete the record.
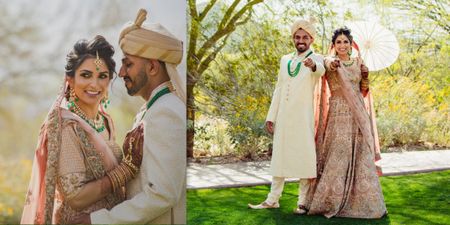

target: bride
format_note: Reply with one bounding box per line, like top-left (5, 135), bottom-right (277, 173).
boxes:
top-left (21, 35), bottom-right (143, 224)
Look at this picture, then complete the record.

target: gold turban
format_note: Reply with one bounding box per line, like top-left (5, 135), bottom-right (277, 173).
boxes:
top-left (119, 9), bottom-right (186, 104)
top-left (291, 17), bottom-right (317, 39)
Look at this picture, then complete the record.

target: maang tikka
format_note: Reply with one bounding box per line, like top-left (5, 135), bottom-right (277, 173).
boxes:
top-left (94, 51), bottom-right (103, 72)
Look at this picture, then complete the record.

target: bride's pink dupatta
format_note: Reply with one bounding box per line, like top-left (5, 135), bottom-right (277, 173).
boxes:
top-left (21, 84), bottom-right (118, 224)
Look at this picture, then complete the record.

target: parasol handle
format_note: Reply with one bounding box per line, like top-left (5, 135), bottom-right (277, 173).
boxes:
top-left (352, 41), bottom-right (361, 59)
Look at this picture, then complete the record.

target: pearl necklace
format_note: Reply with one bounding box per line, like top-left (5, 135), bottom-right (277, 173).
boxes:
top-left (70, 103), bottom-right (105, 133)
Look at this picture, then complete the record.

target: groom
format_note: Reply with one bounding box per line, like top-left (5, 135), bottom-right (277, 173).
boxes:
top-left (75, 9), bottom-right (186, 224)
top-left (248, 18), bottom-right (324, 214)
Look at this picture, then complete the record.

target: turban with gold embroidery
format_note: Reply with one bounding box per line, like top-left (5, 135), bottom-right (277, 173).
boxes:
top-left (119, 9), bottom-right (185, 104)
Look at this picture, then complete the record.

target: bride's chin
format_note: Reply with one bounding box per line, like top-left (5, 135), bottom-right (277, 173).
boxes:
top-left (79, 99), bottom-right (101, 109)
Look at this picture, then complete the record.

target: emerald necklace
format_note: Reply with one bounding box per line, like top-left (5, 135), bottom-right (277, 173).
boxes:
top-left (287, 51), bottom-right (313, 77)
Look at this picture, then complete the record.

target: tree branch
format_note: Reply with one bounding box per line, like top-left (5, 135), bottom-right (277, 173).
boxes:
top-left (235, 8), bottom-right (252, 26)
top-left (188, 0), bottom-right (200, 85)
top-left (196, 0), bottom-right (263, 66)
top-left (198, 34), bottom-right (231, 76)
top-left (218, 0), bottom-right (241, 30)
top-left (199, 0), bottom-right (219, 21)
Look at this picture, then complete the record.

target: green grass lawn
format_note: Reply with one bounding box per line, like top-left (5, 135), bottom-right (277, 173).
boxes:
top-left (188, 170), bottom-right (450, 225)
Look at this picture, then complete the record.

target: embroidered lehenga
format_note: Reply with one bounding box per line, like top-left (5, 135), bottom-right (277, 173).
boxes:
top-left (21, 85), bottom-right (124, 224)
top-left (305, 57), bottom-right (387, 218)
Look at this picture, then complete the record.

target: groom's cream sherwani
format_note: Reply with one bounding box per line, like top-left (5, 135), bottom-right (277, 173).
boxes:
top-left (267, 50), bottom-right (325, 178)
top-left (91, 83), bottom-right (186, 224)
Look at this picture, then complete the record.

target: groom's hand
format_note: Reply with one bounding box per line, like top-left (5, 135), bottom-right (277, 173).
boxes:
top-left (122, 123), bottom-right (145, 174)
top-left (265, 121), bottom-right (274, 135)
top-left (303, 58), bottom-right (316, 72)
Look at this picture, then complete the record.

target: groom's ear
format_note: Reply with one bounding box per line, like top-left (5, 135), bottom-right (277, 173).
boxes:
top-left (145, 59), bottom-right (160, 77)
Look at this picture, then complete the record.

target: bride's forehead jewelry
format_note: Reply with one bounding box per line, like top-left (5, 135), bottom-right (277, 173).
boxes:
top-left (94, 51), bottom-right (103, 72)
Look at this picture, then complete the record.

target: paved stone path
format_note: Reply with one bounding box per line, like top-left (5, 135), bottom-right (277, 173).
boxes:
top-left (187, 150), bottom-right (450, 189)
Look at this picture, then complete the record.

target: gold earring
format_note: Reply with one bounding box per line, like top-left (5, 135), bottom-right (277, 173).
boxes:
top-left (67, 88), bottom-right (78, 109)
top-left (101, 93), bottom-right (110, 109)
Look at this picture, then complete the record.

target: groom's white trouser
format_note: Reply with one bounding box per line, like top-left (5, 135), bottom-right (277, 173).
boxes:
top-left (266, 177), bottom-right (310, 206)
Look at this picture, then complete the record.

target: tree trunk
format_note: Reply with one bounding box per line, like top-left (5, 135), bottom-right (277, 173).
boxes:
top-left (186, 0), bottom-right (264, 158)
top-left (186, 82), bottom-right (195, 158)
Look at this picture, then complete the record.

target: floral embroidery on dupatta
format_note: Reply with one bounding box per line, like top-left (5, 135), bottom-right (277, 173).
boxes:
top-left (43, 107), bottom-right (62, 224)
top-left (74, 124), bottom-right (106, 179)
top-left (41, 112), bottom-right (123, 224)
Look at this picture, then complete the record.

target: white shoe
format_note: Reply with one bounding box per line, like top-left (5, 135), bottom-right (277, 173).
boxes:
top-left (248, 201), bottom-right (280, 209)
top-left (293, 205), bottom-right (308, 215)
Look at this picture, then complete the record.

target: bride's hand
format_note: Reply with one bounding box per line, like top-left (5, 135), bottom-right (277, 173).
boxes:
top-left (122, 123), bottom-right (145, 173)
top-left (330, 59), bottom-right (340, 70)
top-left (361, 64), bottom-right (369, 78)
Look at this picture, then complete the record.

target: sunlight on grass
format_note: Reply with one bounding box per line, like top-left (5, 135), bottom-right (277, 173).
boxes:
top-left (188, 170), bottom-right (450, 225)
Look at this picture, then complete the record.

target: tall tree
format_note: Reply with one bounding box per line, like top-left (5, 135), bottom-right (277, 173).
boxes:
top-left (187, 0), bottom-right (264, 157)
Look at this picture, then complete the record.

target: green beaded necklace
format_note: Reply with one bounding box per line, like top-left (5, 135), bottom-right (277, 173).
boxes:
top-left (287, 51), bottom-right (313, 77)
top-left (342, 59), bottom-right (354, 67)
top-left (70, 103), bottom-right (106, 133)
top-left (140, 87), bottom-right (171, 121)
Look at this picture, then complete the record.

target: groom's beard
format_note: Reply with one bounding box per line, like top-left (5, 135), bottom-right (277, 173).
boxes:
top-left (296, 43), bottom-right (309, 53)
top-left (123, 68), bottom-right (148, 96)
